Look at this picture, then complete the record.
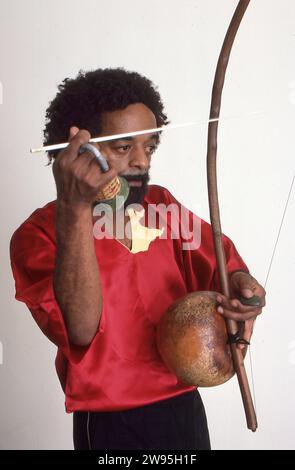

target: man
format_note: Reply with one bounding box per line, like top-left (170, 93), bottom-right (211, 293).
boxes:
top-left (10, 68), bottom-right (265, 450)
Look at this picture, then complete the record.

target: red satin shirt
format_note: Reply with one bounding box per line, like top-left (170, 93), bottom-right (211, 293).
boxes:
top-left (10, 185), bottom-right (248, 413)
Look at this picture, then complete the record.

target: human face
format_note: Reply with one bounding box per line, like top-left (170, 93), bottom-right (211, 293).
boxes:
top-left (97, 103), bottom-right (159, 205)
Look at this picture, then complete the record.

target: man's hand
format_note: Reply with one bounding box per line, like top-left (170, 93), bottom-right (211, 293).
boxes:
top-left (216, 271), bottom-right (266, 349)
top-left (53, 127), bottom-right (117, 206)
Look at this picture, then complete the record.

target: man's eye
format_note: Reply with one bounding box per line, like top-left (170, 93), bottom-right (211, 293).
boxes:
top-left (146, 145), bottom-right (156, 154)
top-left (115, 145), bottom-right (130, 153)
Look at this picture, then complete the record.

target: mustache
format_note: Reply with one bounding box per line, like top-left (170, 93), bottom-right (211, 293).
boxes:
top-left (122, 173), bottom-right (150, 183)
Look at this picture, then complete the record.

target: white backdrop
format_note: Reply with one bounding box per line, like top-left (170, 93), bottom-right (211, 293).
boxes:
top-left (0, 0), bottom-right (294, 450)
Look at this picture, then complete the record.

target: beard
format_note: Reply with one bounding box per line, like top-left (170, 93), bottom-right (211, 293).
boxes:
top-left (121, 173), bottom-right (150, 210)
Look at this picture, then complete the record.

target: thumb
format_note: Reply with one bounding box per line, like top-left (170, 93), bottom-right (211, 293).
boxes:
top-left (69, 126), bottom-right (80, 141)
top-left (240, 287), bottom-right (254, 299)
top-left (233, 272), bottom-right (255, 298)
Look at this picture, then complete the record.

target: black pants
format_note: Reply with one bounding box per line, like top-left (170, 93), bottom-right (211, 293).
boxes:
top-left (73, 390), bottom-right (211, 450)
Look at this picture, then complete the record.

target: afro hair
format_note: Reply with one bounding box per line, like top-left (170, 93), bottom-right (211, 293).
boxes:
top-left (43, 67), bottom-right (169, 163)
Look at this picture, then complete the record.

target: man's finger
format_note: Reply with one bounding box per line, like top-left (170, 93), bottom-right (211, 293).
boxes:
top-left (57, 129), bottom-right (91, 163)
top-left (217, 306), bottom-right (262, 321)
top-left (216, 294), bottom-right (260, 313)
top-left (237, 320), bottom-right (254, 349)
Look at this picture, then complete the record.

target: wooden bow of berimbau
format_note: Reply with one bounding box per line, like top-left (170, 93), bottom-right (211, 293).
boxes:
top-left (206, 0), bottom-right (257, 431)
top-left (157, 0), bottom-right (258, 433)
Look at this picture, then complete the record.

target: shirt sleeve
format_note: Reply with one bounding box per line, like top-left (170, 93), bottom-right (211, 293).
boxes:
top-left (10, 220), bottom-right (91, 364)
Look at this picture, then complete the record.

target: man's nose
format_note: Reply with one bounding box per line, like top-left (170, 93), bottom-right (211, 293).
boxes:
top-left (129, 146), bottom-right (150, 170)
